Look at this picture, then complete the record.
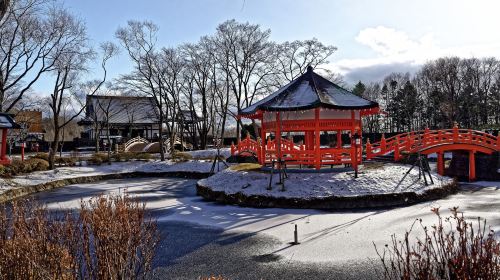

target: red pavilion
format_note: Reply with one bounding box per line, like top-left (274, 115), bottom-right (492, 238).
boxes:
top-left (231, 66), bottom-right (380, 170)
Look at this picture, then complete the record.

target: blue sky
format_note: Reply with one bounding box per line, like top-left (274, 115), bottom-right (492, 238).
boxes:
top-left (35, 0), bottom-right (500, 94)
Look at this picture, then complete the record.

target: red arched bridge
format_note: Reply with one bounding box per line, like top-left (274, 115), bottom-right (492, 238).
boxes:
top-left (366, 126), bottom-right (500, 181)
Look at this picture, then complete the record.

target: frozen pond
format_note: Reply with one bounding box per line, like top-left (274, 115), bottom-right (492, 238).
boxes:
top-left (32, 177), bottom-right (500, 279)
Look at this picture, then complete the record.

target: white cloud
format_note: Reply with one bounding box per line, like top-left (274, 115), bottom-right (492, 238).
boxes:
top-left (328, 26), bottom-right (500, 84)
top-left (355, 26), bottom-right (434, 57)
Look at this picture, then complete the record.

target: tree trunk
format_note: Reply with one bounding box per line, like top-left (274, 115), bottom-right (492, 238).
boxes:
top-left (158, 110), bottom-right (165, 161)
top-left (0, 69), bottom-right (4, 112)
top-left (106, 123), bottom-right (111, 165)
top-left (49, 126), bottom-right (60, 170)
top-left (94, 124), bottom-right (100, 152)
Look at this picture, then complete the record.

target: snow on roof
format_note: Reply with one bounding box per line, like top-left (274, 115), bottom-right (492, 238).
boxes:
top-left (240, 66), bottom-right (379, 115)
top-left (0, 113), bottom-right (20, 129)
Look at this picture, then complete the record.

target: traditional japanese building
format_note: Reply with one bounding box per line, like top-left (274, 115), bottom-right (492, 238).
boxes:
top-left (232, 66), bottom-right (380, 170)
top-left (78, 95), bottom-right (161, 143)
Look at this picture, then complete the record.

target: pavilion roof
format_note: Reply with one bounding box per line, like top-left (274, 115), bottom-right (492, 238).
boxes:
top-left (0, 113), bottom-right (20, 129)
top-left (240, 66), bottom-right (379, 115)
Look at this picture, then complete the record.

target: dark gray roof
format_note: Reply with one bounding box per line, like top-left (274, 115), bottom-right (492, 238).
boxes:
top-left (0, 113), bottom-right (20, 129)
top-left (240, 66), bottom-right (379, 115)
top-left (81, 95), bottom-right (159, 125)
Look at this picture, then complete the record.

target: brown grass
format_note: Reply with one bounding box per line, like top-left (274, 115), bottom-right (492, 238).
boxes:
top-left (229, 163), bottom-right (261, 171)
top-left (0, 195), bottom-right (159, 279)
top-left (375, 207), bottom-right (500, 279)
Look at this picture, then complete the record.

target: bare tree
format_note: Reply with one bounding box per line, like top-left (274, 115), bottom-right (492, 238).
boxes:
top-left (46, 9), bottom-right (116, 169)
top-left (0, 0), bottom-right (84, 112)
top-left (211, 20), bottom-right (275, 140)
top-left (0, 0), bottom-right (9, 20)
top-left (181, 38), bottom-right (217, 149)
top-left (95, 95), bottom-right (127, 164)
top-left (274, 38), bottom-right (337, 84)
top-left (116, 21), bottom-right (168, 160)
top-left (158, 47), bottom-right (184, 153)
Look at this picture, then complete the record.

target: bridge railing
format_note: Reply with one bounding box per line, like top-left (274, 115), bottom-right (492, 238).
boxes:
top-left (231, 135), bottom-right (261, 160)
top-left (366, 126), bottom-right (500, 160)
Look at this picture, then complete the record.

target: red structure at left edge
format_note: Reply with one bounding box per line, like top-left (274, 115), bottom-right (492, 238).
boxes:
top-left (231, 66), bottom-right (380, 170)
top-left (0, 113), bottom-right (20, 165)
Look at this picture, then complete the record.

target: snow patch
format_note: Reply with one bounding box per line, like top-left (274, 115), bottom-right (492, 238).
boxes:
top-left (199, 163), bottom-right (453, 198)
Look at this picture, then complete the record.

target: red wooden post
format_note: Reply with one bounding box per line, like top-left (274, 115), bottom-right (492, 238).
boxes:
top-left (21, 143), bottom-right (25, 161)
top-left (276, 112), bottom-right (281, 163)
top-left (381, 134), bottom-right (386, 155)
top-left (405, 133), bottom-right (411, 150)
top-left (366, 138), bottom-right (372, 159)
top-left (336, 130), bottom-right (342, 148)
top-left (469, 150), bottom-right (476, 181)
top-left (261, 116), bottom-right (266, 165)
top-left (257, 140), bottom-right (262, 165)
top-left (0, 128), bottom-right (7, 162)
top-left (394, 135), bottom-right (400, 161)
top-left (437, 152), bottom-right (444, 175)
top-left (314, 108), bottom-right (321, 170)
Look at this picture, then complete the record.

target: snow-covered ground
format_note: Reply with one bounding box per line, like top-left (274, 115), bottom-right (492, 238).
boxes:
top-left (186, 148), bottom-right (231, 159)
top-left (32, 176), bottom-right (500, 265)
top-left (0, 159), bottom-right (228, 196)
top-left (199, 163), bottom-right (453, 198)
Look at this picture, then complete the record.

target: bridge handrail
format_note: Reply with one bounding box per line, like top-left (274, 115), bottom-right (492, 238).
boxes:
top-left (124, 136), bottom-right (149, 149)
top-left (367, 127), bottom-right (499, 160)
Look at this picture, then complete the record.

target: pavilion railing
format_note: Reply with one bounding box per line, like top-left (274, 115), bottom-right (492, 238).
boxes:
top-left (231, 135), bottom-right (362, 167)
top-left (262, 119), bottom-right (361, 131)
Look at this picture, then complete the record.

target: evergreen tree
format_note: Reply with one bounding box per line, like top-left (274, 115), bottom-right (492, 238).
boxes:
top-left (352, 81), bottom-right (366, 97)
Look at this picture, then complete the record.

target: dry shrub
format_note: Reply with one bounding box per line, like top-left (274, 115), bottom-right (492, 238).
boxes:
top-left (375, 207), bottom-right (500, 280)
top-left (87, 153), bottom-right (109, 165)
top-left (79, 195), bottom-right (159, 279)
top-left (0, 195), bottom-right (159, 279)
top-left (55, 157), bottom-right (77, 167)
top-left (172, 152), bottom-right (193, 162)
top-left (134, 152), bottom-right (153, 160)
top-left (32, 152), bottom-right (49, 161)
top-left (1, 158), bottom-right (50, 177)
top-left (111, 152), bottom-right (153, 162)
top-left (0, 201), bottom-right (75, 279)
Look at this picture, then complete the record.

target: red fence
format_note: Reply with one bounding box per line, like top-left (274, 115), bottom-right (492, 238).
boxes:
top-left (366, 126), bottom-right (500, 160)
top-left (231, 134), bottom-right (361, 168)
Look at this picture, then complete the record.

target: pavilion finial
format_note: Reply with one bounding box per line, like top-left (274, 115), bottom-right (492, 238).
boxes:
top-left (307, 65), bottom-right (313, 73)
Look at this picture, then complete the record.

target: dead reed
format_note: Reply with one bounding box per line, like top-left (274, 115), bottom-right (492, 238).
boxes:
top-left (0, 194), bottom-right (159, 280)
top-left (375, 207), bottom-right (500, 280)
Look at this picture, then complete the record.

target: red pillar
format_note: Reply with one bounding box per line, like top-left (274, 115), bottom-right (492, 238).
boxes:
top-left (276, 112), bottom-right (281, 162)
top-left (305, 131), bottom-right (314, 150)
top-left (394, 135), bottom-right (400, 161)
top-left (336, 130), bottom-right (342, 148)
top-left (436, 152), bottom-right (444, 175)
top-left (261, 116), bottom-right (266, 165)
top-left (314, 108), bottom-right (321, 170)
top-left (0, 128), bottom-right (7, 161)
top-left (469, 150), bottom-right (476, 182)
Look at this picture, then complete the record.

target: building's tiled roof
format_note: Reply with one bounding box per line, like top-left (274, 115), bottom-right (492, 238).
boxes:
top-left (81, 95), bottom-right (159, 125)
top-left (240, 66), bottom-right (379, 115)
